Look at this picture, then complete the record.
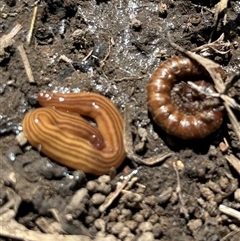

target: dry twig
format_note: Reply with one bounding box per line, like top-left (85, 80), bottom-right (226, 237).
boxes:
top-left (209, 0), bottom-right (229, 42)
top-left (0, 216), bottom-right (91, 241)
top-left (191, 33), bottom-right (230, 56)
top-left (17, 44), bottom-right (35, 83)
top-left (173, 161), bottom-right (189, 219)
top-left (26, 6), bottom-right (38, 45)
top-left (219, 204), bottom-right (240, 221)
top-left (99, 169), bottom-right (138, 213)
top-left (0, 23), bottom-right (22, 62)
top-left (224, 154), bottom-right (240, 175)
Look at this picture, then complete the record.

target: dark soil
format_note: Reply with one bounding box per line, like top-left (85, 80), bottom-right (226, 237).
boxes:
top-left (1, 0), bottom-right (240, 240)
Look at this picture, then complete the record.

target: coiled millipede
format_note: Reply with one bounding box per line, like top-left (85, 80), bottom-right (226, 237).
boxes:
top-left (22, 92), bottom-right (126, 175)
top-left (147, 56), bottom-right (225, 139)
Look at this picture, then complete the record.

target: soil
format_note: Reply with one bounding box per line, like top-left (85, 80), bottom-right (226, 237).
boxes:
top-left (1, 0), bottom-right (240, 241)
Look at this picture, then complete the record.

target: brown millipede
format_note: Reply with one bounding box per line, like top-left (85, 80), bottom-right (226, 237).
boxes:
top-left (147, 56), bottom-right (225, 139)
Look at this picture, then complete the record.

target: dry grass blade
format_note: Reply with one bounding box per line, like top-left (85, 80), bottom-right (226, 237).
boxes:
top-left (209, 0), bottom-right (230, 42)
top-left (167, 32), bottom-right (225, 93)
top-left (225, 154), bottom-right (240, 175)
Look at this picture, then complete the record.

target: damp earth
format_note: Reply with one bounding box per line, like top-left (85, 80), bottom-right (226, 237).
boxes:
top-left (1, 0), bottom-right (240, 241)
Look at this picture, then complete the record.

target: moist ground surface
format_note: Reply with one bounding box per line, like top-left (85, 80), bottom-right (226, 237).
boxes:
top-left (1, 1), bottom-right (240, 241)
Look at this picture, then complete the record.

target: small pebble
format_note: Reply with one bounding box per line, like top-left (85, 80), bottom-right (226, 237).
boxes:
top-left (132, 213), bottom-right (144, 223)
top-left (109, 209), bottom-right (120, 221)
top-left (91, 193), bottom-right (106, 206)
top-left (94, 218), bottom-right (106, 231)
top-left (111, 222), bottom-right (125, 235)
top-left (187, 219), bottom-right (202, 233)
top-left (98, 175), bottom-right (110, 183)
top-left (86, 180), bottom-right (98, 192)
top-left (157, 187), bottom-right (172, 204)
top-left (152, 223), bottom-right (162, 238)
top-left (130, 18), bottom-right (142, 30)
top-left (118, 227), bottom-right (131, 240)
top-left (95, 234), bottom-right (117, 241)
top-left (137, 232), bottom-right (155, 241)
top-left (97, 183), bottom-right (111, 195)
top-left (85, 215), bottom-right (94, 225)
top-left (121, 209), bottom-right (132, 219)
top-left (219, 176), bottom-right (229, 190)
top-left (124, 234), bottom-right (135, 241)
top-left (138, 222), bottom-right (153, 232)
top-left (140, 208), bottom-right (152, 219)
top-left (148, 214), bottom-right (159, 224)
top-left (144, 195), bottom-right (156, 206)
top-left (124, 220), bottom-right (138, 231)
top-left (208, 145), bottom-right (218, 157)
top-left (234, 189), bottom-right (240, 202)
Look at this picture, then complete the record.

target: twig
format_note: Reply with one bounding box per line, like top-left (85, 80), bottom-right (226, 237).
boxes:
top-left (190, 3), bottom-right (215, 14)
top-left (191, 33), bottom-right (230, 55)
top-left (59, 54), bottom-right (80, 79)
top-left (173, 160), bottom-right (189, 219)
top-left (0, 23), bottom-right (22, 61)
top-left (113, 75), bottom-right (147, 82)
top-left (0, 218), bottom-right (92, 241)
top-left (17, 44), bottom-right (35, 83)
top-left (167, 32), bottom-right (225, 93)
top-left (26, 6), bottom-right (38, 45)
top-left (224, 154), bottom-right (240, 175)
top-left (99, 38), bottom-right (113, 80)
top-left (99, 169), bottom-right (138, 213)
top-left (220, 229), bottom-right (240, 241)
top-left (219, 204), bottom-right (240, 221)
top-left (209, 0), bottom-right (229, 43)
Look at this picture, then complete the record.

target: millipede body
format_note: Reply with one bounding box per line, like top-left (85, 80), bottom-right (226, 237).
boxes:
top-left (147, 56), bottom-right (225, 139)
top-left (22, 92), bottom-right (126, 175)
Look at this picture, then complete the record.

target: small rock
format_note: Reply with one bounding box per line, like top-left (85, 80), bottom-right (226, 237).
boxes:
top-left (152, 223), bottom-right (162, 238)
top-left (138, 222), bottom-right (153, 232)
top-left (124, 220), bottom-right (138, 231)
top-left (91, 193), bottom-right (106, 206)
top-left (118, 227), bottom-right (131, 240)
top-left (121, 209), bottom-right (132, 219)
top-left (132, 213), bottom-right (144, 223)
top-left (97, 183), bottom-right (111, 195)
top-left (94, 218), bottom-right (106, 232)
top-left (85, 215), bottom-right (94, 225)
top-left (187, 219), bottom-right (202, 233)
top-left (130, 18), bottom-right (142, 30)
top-left (148, 214), bottom-right (159, 224)
top-left (234, 189), bottom-right (240, 202)
top-left (109, 209), bottom-right (120, 221)
top-left (208, 145), bottom-right (218, 157)
top-left (157, 187), bottom-right (172, 204)
top-left (219, 176), bottom-right (229, 190)
top-left (137, 231), bottom-right (155, 241)
top-left (111, 222), bottom-right (125, 235)
top-left (124, 233), bottom-right (135, 241)
top-left (94, 234), bottom-right (117, 241)
top-left (144, 195), bottom-right (156, 206)
top-left (140, 208), bottom-right (152, 219)
top-left (86, 180), bottom-right (98, 192)
top-left (98, 175), bottom-right (110, 183)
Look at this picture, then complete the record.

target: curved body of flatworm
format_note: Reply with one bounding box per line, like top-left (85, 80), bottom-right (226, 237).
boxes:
top-left (22, 92), bottom-right (126, 175)
top-left (147, 56), bottom-right (225, 139)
